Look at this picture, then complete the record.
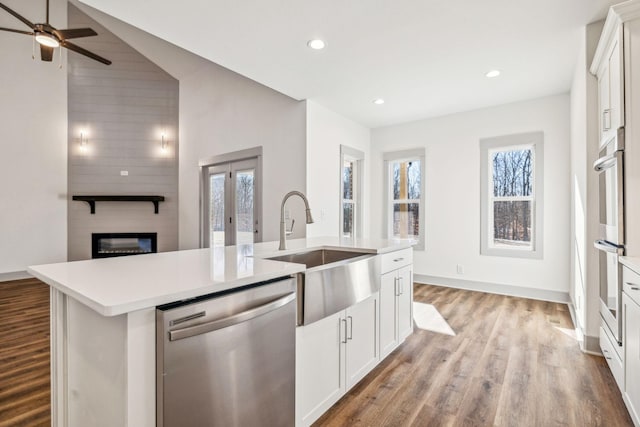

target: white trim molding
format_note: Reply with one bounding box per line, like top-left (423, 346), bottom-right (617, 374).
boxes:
top-left (0, 270), bottom-right (32, 282)
top-left (591, 0), bottom-right (640, 75)
top-left (414, 274), bottom-right (570, 304)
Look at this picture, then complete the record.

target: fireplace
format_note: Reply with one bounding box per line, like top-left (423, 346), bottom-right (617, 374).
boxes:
top-left (92, 233), bottom-right (157, 258)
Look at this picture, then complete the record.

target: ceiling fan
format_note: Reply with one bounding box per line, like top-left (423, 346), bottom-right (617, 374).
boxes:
top-left (0, 0), bottom-right (111, 65)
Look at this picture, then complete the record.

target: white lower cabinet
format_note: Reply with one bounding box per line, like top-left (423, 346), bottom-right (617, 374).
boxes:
top-left (380, 265), bottom-right (413, 359)
top-left (624, 292), bottom-right (640, 425)
top-left (296, 293), bottom-right (379, 427)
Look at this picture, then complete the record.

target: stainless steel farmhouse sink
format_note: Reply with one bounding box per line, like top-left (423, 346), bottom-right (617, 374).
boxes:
top-left (265, 249), bottom-right (380, 325)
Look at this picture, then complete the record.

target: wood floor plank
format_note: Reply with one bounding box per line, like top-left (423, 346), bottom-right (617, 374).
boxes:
top-left (0, 279), bottom-right (50, 427)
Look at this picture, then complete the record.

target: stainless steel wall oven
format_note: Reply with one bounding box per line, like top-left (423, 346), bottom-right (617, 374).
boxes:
top-left (594, 127), bottom-right (625, 344)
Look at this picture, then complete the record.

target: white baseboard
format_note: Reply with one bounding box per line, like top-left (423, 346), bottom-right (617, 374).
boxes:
top-left (414, 274), bottom-right (570, 303)
top-left (0, 270), bottom-right (32, 282)
top-left (583, 335), bottom-right (601, 355)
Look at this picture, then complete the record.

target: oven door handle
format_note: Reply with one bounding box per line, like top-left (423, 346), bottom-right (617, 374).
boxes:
top-left (594, 239), bottom-right (623, 254)
top-left (593, 151), bottom-right (621, 172)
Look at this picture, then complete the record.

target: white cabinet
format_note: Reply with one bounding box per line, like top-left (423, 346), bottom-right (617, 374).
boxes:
top-left (380, 265), bottom-right (413, 359)
top-left (596, 27), bottom-right (624, 141)
top-left (345, 294), bottom-right (379, 388)
top-left (379, 249), bottom-right (414, 359)
top-left (296, 293), bottom-right (378, 427)
top-left (624, 292), bottom-right (640, 425)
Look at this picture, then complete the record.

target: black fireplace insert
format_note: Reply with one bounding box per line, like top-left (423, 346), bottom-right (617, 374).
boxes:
top-left (92, 233), bottom-right (157, 258)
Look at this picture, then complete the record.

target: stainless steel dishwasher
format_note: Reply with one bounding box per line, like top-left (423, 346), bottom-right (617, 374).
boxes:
top-left (156, 277), bottom-right (296, 427)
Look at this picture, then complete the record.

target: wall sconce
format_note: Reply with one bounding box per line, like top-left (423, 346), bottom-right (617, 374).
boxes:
top-left (161, 133), bottom-right (168, 151)
top-left (79, 131), bottom-right (88, 150)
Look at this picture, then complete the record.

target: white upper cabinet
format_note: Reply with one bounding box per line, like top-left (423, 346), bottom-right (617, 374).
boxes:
top-left (596, 27), bottom-right (624, 143)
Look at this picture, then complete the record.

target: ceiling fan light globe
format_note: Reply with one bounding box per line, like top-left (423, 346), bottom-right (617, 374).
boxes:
top-left (35, 32), bottom-right (59, 48)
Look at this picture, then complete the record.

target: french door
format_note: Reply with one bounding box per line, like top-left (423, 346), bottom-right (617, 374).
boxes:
top-left (203, 157), bottom-right (261, 247)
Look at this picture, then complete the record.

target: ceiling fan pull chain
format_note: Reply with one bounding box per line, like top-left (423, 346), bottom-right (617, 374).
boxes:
top-left (58, 47), bottom-right (62, 69)
top-left (31, 37), bottom-right (35, 60)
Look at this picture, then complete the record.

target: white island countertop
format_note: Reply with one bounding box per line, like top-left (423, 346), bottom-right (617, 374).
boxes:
top-left (28, 236), bottom-right (412, 317)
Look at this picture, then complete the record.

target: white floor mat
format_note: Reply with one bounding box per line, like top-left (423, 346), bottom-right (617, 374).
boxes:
top-left (413, 302), bottom-right (456, 336)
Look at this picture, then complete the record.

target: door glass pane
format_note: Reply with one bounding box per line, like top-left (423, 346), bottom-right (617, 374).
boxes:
top-left (210, 173), bottom-right (225, 247)
top-left (492, 200), bottom-right (532, 248)
top-left (392, 203), bottom-right (419, 239)
top-left (343, 160), bottom-right (353, 200)
top-left (235, 169), bottom-right (255, 245)
top-left (343, 202), bottom-right (353, 238)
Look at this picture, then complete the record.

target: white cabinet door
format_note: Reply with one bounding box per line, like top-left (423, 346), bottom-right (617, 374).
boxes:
top-left (599, 60), bottom-right (611, 138)
top-left (397, 265), bottom-right (414, 342)
top-left (296, 311), bottom-right (345, 427)
top-left (624, 293), bottom-right (640, 424)
top-left (598, 28), bottom-right (624, 141)
top-left (609, 34), bottom-right (624, 132)
top-left (379, 271), bottom-right (398, 359)
top-left (345, 294), bottom-right (379, 390)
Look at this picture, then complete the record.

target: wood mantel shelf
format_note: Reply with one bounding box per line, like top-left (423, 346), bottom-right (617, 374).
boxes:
top-left (72, 195), bottom-right (165, 214)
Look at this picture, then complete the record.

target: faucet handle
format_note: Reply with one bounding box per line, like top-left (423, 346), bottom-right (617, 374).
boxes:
top-left (286, 219), bottom-right (295, 236)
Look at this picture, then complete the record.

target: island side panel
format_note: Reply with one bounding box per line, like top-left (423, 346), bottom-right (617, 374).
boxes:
top-left (67, 297), bottom-right (127, 426)
top-left (126, 308), bottom-right (156, 426)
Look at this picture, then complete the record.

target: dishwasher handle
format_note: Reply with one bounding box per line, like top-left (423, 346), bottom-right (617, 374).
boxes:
top-left (169, 292), bottom-right (296, 341)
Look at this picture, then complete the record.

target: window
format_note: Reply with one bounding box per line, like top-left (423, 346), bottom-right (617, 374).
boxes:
top-left (200, 147), bottom-right (262, 247)
top-left (384, 149), bottom-right (425, 250)
top-left (340, 145), bottom-right (364, 238)
top-left (480, 132), bottom-right (543, 258)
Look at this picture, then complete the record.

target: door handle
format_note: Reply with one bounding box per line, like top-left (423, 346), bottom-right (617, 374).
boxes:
top-left (593, 240), bottom-right (623, 254)
top-left (603, 109), bottom-right (611, 131)
top-left (347, 316), bottom-right (353, 340)
top-left (341, 318), bottom-right (348, 344)
top-left (169, 292), bottom-right (295, 341)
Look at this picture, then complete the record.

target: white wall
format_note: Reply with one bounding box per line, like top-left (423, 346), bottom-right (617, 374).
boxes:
top-left (570, 21), bottom-right (603, 347)
top-left (0, 0), bottom-right (67, 277)
top-left (179, 66), bottom-right (306, 249)
top-left (306, 101), bottom-right (371, 238)
top-left (371, 94), bottom-right (571, 297)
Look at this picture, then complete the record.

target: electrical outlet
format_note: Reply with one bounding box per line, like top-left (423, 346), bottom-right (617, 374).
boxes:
top-left (285, 209), bottom-right (291, 220)
top-left (120, 170), bottom-right (129, 176)
top-left (456, 264), bottom-right (464, 275)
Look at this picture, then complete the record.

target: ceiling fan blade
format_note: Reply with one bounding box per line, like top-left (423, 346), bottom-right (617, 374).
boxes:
top-left (0, 27), bottom-right (33, 36)
top-left (54, 28), bottom-right (97, 40)
top-left (0, 3), bottom-right (35, 29)
top-left (40, 44), bottom-right (54, 62)
top-left (62, 40), bottom-right (111, 65)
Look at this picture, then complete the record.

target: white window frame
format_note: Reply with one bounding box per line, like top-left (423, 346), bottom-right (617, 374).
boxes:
top-left (383, 148), bottom-right (426, 250)
top-left (480, 132), bottom-right (544, 259)
top-left (340, 145), bottom-right (364, 239)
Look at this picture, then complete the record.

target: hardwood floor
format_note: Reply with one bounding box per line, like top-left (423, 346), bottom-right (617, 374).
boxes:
top-left (0, 279), bottom-right (50, 427)
top-left (314, 284), bottom-right (634, 427)
top-left (0, 280), bottom-right (632, 426)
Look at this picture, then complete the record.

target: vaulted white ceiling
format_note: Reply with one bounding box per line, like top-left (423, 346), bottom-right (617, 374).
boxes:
top-left (77, 0), bottom-right (617, 128)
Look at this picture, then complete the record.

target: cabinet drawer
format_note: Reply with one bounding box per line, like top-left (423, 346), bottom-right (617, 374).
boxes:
top-left (380, 248), bottom-right (413, 274)
top-left (623, 265), bottom-right (640, 306)
top-left (600, 326), bottom-right (624, 390)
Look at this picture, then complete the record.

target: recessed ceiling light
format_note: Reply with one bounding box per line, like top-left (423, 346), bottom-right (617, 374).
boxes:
top-left (485, 69), bottom-right (501, 78)
top-left (307, 39), bottom-right (326, 50)
top-left (373, 98), bottom-right (385, 105)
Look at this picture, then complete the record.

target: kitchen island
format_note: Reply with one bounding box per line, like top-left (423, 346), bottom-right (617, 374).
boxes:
top-left (28, 237), bottom-right (412, 427)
